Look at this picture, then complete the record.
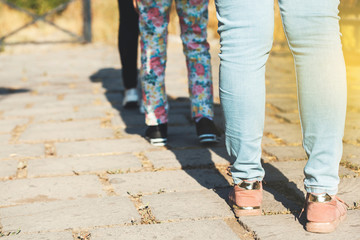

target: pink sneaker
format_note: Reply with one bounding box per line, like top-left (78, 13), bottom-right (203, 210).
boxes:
top-left (305, 193), bottom-right (348, 233)
top-left (228, 180), bottom-right (263, 217)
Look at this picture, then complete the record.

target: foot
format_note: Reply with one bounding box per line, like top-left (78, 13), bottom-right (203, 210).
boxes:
top-left (123, 88), bottom-right (139, 108)
top-left (145, 123), bottom-right (167, 146)
top-left (195, 117), bottom-right (220, 144)
top-left (228, 180), bottom-right (263, 217)
top-left (305, 193), bottom-right (348, 233)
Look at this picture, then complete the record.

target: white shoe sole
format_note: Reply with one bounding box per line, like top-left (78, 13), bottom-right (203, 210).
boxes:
top-left (198, 134), bottom-right (220, 143)
top-left (147, 137), bottom-right (167, 146)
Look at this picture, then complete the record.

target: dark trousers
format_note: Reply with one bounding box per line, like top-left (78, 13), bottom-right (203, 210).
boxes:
top-left (118, 0), bottom-right (139, 89)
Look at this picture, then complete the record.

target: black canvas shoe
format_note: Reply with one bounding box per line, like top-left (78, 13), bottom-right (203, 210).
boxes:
top-left (195, 117), bottom-right (220, 144)
top-left (145, 123), bottom-right (167, 146)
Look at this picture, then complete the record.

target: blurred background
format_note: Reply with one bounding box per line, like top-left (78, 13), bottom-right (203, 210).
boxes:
top-left (0, 0), bottom-right (359, 62)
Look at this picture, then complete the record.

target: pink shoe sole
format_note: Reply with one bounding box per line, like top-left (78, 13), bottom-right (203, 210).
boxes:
top-left (233, 207), bottom-right (262, 217)
top-left (229, 201), bottom-right (262, 217)
top-left (306, 213), bottom-right (347, 233)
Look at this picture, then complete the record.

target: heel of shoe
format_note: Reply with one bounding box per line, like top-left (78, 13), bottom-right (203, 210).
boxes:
top-left (306, 213), bottom-right (346, 233)
top-left (233, 206), bottom-right (262, 217)
top-left (306, 221), bottom-right (338, 233)
top-left (229, 200), bottom-right (261, 217)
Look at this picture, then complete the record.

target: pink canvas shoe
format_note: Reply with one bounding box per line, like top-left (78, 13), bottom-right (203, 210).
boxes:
top-left (305, 193), bottom-right (348, 233)
top-left (228, 180), bottom-right (263, 217)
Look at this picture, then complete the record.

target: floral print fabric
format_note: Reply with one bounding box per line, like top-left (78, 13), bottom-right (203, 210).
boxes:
top-left (138, 0), bottom-right (214, 125)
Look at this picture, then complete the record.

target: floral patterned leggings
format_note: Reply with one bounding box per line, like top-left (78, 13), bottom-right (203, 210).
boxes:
top-left (138, 0), bottom-right (214, 126)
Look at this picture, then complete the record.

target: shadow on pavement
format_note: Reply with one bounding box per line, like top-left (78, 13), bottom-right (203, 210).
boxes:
top-left (90, 68), bottom-right (305, 223)
top-left (0, 87), bottom-right (30, 95)
top-left (0, 87), bottom-right (30, 101)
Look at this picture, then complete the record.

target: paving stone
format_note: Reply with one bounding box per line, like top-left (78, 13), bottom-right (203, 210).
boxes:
top-left (146, 147), bottom-right (231, 169)
top-left (346, 118), bottom-right (360, 130)
top-left (263, 146), bottom-right (307, 161)
top-left (77, 105), bottom-right (115, 113)
top-left (240, 210), bottom-right (360, 240)
top-left (264, 117), bottom-right (302, 145)
top-left (262, 160), bottom-right (356, 183)
top-left (166, 126), bottom-right (225, 149)
top-left (20, 121), bottom-right (114, 141)
top-left (27, 154), bottom-right (142, 176)
top-left (0, 95), bottom-right (58, 107)
top-left (142, 190), bottom-right (233, 220)
top-left (2, 232), bottom-right (73, 240)
top-left (0, 196), bottom-right (140, 232)
top-left (346, 112), bottom-right (360, 129)
top-left (35, 85), bottom-right (95, 95)
top-left (0, 134), bottom-right (10, 145)
top-left (166, 126), bottom-right (200, 148)
top-left (61, 93), bottom-right (108, 105)
top-left (33, 109), bottom-right (107, 122)
top-left (3, 106), bottom-right (71, 118)
top-left (266, 86), bottom-right (297, 96)
top-left (109, 169), bottom-right (229, 196)
top-left (264, 121), bottom-right (302, 144)
top-left (111, 112), bottom-right (145, 128)
top-left (0, 160), bottom-right (18, 178)
top-left (266, 98), bottom-right (298, 113)
top-left (56, 138), bottom-right (154, 156)
top-left (0, 119), bottom-right (28, 133)
top-left (91, 220), bottom-right (240, 240)
top-left (261, 135), bottom-right (278, 146)
top-left (275, 112), bottom-right (300, 124)
top-left (0, 144), bottom-right (44, 160)
top-left (0, 175), bottom-right (104, 206)
top-left (1, 38), bottom-right (359, 239)
top-left (343, 144), bottom-right (360, 166)
top-left (344, 128), bottom-right (360, 143)
top-left (337, 177), bottom-right (360, 208)
top-left (168, 99), bottom-right (190, 109)
top-left (262, 186), bottom-right (301, 214)
top-left (168, 113), bottom-right (191, 125)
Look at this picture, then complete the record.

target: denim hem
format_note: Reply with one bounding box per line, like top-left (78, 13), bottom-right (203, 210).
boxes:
top-left (304, 185), bottom-right (338, 196)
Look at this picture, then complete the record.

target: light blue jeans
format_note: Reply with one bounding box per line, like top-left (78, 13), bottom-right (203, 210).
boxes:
top-left (215, 0), bottom-right (347, 195)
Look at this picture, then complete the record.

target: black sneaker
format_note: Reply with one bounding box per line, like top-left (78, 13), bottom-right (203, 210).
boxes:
top-left (145, 123), bottom-right (167, 146)
top-left (195, 118), bottom-right (220, 144)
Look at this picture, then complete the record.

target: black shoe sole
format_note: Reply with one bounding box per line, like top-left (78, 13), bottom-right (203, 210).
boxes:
top-left (123, 101), bottom-right (139, 109)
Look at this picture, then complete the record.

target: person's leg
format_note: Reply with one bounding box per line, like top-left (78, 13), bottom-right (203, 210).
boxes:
top-left (278, 0), bottom-right (347, 196)
top-left (175, 0), bottom-right (213, 120)
top-left (215, 0), bottom-right (274, 183)
top-left (175, 0), bottom-right (219, 143)
top-left (118, 0), bottom-right (139, 90)
top-left (138, 0), bottom-right (172, 126)
top-left (278, 0), bottom-right (347, 233)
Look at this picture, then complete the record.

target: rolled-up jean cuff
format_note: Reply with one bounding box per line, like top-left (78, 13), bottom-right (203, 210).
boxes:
top-left (233, 177), bottom-right (263, 185)
top-left (304, 185), bottom-right (338, 196)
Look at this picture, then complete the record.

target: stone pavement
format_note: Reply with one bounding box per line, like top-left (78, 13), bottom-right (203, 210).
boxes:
top-left (0, 37), bottom-right (359, 240)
